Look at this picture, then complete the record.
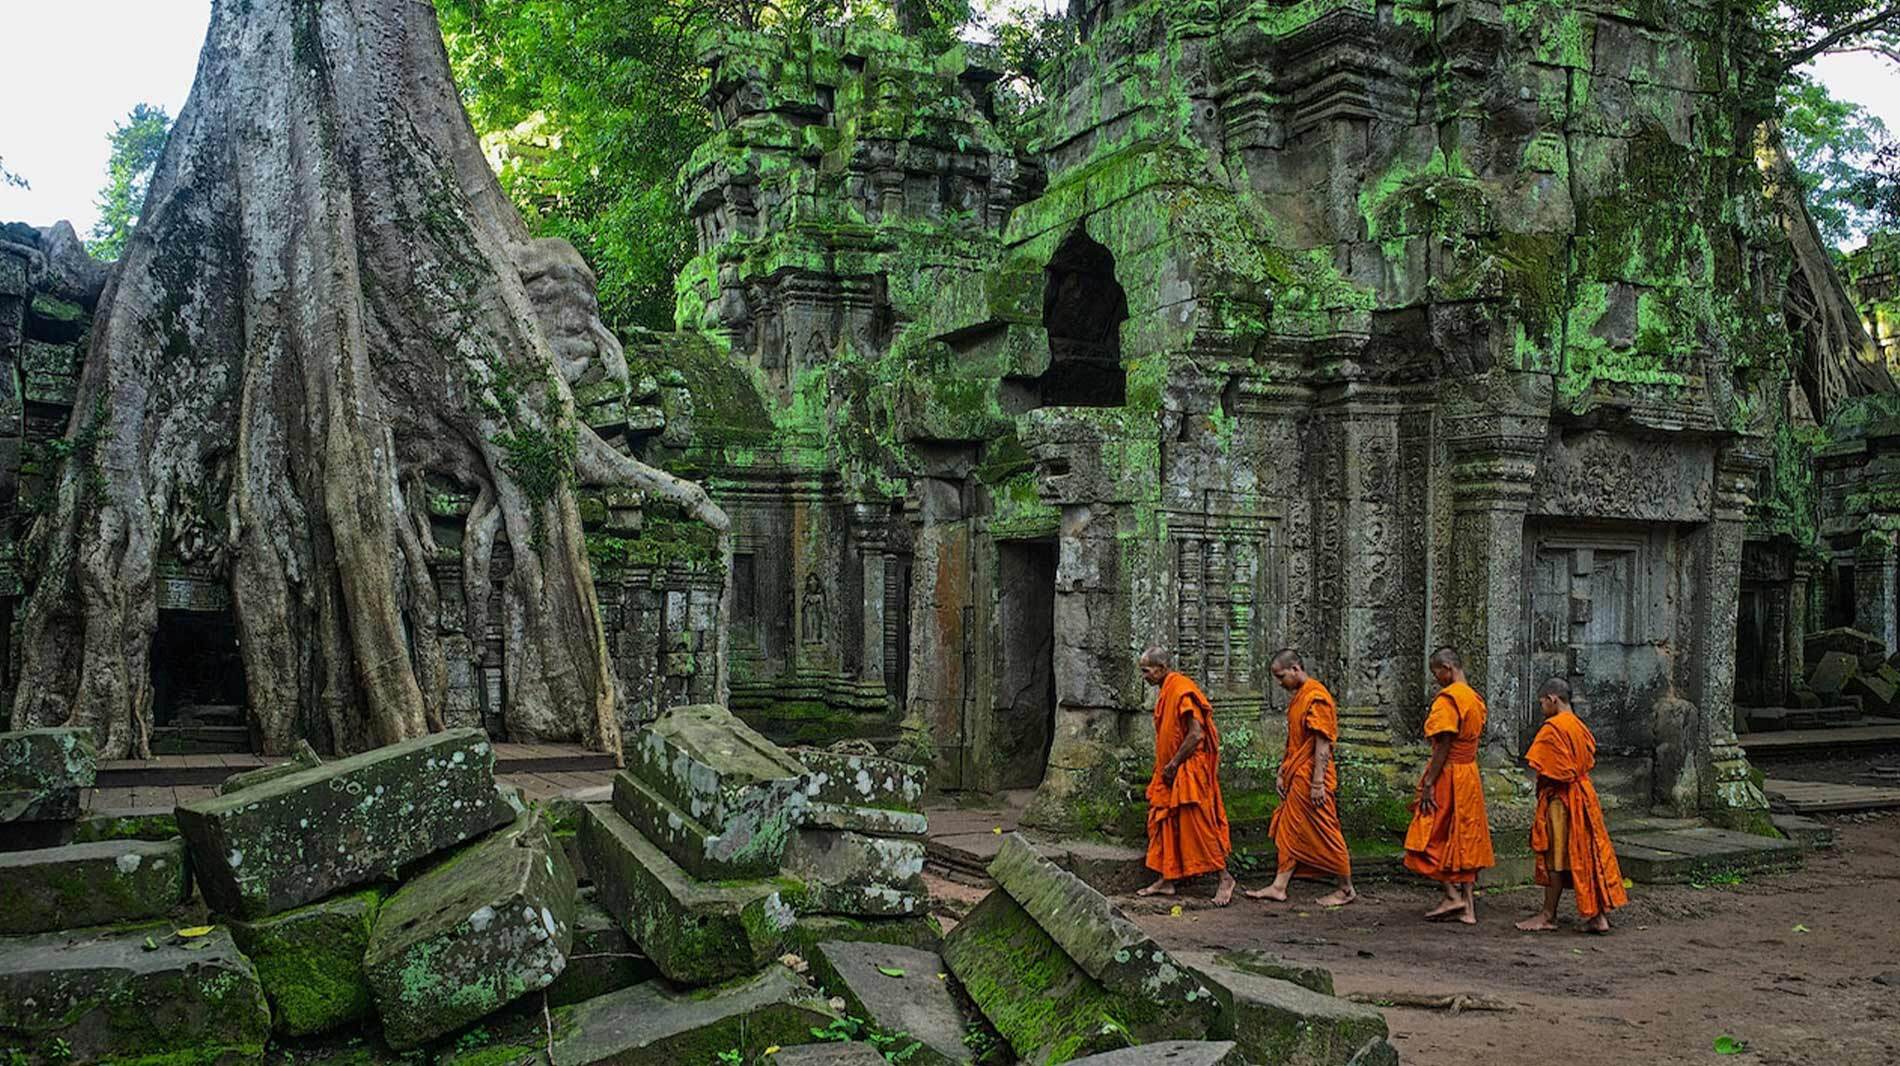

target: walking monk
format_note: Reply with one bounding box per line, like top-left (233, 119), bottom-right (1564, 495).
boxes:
top-left (1402, 646), bottom-right (1494, 923)
top-left (1516, 677), bottom-right (1627, 933)
top-left (1136, 648), bottom-right (1237, 905)
top-left (1246, 649), bottom-right (1355, 906)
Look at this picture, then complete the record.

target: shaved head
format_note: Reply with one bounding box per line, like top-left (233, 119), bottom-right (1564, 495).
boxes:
top-left (1538, 676), bottom-right (1572, 704)
top-left (1270, 648), bottom-right (1304, 671)
top-left (1429, 646), bottom-right (1462, 669)
top-left (1140, 646), bottom-right (1171, 668)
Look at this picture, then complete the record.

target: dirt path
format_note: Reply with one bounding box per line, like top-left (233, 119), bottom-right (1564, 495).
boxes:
top-left (1093, 813), bottom-right (1900, 1065)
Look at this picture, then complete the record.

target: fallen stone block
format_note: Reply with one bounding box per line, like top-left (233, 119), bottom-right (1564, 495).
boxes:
top-left (217, 739), bottom-right (323, 795)
top-left (941, 889), bottom-right (1138, 1064)
top-left (986, 834), bottom-right (1220, 1040)
top-left (1189, 948), bottom-right (1334, 996)
top-left (622, 705), bottom-right (809, 877)
top-left (809, 941), bottom-right (973, 1066)
top-left (772, 1042), bottom-right (892, 1066)
top-left (442, 967), bottom-right (839, 1066)
top-left (0, 837), bottom-right (190, 935)
top-left (796, 749), bottom-right (927, 811)
top-left (802, 801), bottom-right (929, 837)
top-left (784, 828), bottom-right (927, 916)
top-left (69, 806), bottom-right (178, 844)
top-left (1064, 1042), bottom-right (1245, 1066)
top-left (579, 801), bottom-right (796, 986)
top-left (1346, 1037), bottom-right (1402, 1066)
top-left (1807, 651), bottom-right (1859, 696)
top-left (546, 889), bottom-right (658, 1008)
top-left (1848, 671), bottom-right (1899, 715)
top-left (177, 727), bottom-right (511, 918)
top-left (1183, 957), bottom-right (1389, 1066)
top-left (365, 808), bottom-right (578, 1049)
top-left (0, 727), bottom-right (96, 825)
top-left (0, 923), bottom-right (270, 1064)
top-left (788, 913), bottom-right (944, 954)
top-left (229, 888), bottom-right (380, 1037)
top-left (1806, 627), bottom-right (1886, 670)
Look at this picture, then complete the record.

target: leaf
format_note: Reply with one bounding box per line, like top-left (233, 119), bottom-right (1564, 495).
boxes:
top-left (183, 939), bottom-right (212, 951)
top-left (1793, 924), bottom-right (1810, 933)
top-left (141, 936), bottom-right (158, 952)
top-left (1622, 878), bottom-right (1634, 889)
top-left (991, 827), bottom-right (1002, 835)
top-left (1168, 905), bottom-right (1183, 918)
top-left (764, 1048), bottom-right (781, 1056)
top-left (1714, 1035), bottom-right (1747, 1055)
top-left (876, 965), bottom-right (907, 978)
top-left (175, 925), bottom-right (215, 938)
top-left (936, 973), bottom-right (947, 980)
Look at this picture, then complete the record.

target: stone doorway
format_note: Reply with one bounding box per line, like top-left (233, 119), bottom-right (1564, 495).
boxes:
top-left (1735, 583), bottom-right (1784, 708)
top-left (150, 609), bottom-right (250, 752)
top-left (992, 539), bottom-right (1057, 789)
top-left (1020, 229), bottom-right (1128, 409)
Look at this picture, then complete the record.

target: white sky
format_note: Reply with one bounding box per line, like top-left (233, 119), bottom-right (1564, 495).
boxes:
top-left (0, 2), bottom-right (1895, 239)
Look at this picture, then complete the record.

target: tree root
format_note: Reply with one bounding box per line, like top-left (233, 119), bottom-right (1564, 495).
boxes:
top-left (1343, 991), bottom-right (1516, 1014)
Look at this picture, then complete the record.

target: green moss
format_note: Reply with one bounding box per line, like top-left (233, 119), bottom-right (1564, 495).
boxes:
top-left (585, 513), bottom-right (724, 574)
top-left (228, 890), bottom-right (381, 1037)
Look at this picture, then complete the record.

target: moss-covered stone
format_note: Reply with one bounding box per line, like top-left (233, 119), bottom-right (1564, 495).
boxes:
top-left (1181, 955), bottom-right (1388, 1066)
top-left (0, 728), bottom-right (97, 825)
top-left (228, 888), bottom-right (381, 1037)
top-left (69, 807), bottom-right (179, 844)
top-left (621, 705), bottom-right (808, 878)
top-left (0, 837), bottom-right (191, 935)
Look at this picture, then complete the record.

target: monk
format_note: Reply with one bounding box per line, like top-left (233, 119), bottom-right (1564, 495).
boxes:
top-left (1516, 677), bottom-right (1627, 934)
top-left (1245, 649), bottom-right (1355, 906)
top-left (1137, 648), bottom-right (1237, 906)
top-left (1402, 646), bottom-right (1495, 923)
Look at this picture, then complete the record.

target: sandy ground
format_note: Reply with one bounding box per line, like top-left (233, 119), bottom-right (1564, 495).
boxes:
top-left (930, 812), bottom-right (1900, 1065)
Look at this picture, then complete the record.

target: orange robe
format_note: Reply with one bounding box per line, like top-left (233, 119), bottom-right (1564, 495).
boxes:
top-left (1268, 678), bottom-right (1352, 879)
top-left (1146, 672), bottom-right (1232, 880)
top-left (1527, 709), bottom-right (1628, 917)
top-left (1403, 682), bottom-right (1495, 883)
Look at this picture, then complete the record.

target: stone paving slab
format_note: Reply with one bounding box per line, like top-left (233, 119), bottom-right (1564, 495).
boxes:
top-left (1064, 1041), bottom-right (1244, 1066)
top-left (579, 802), bottom-right (796, 986)
top-left (365, 808), bottom-right (578, 1049)
top-left (178, 728), bottom-right (511, 918)
top-left (1765, 777), bottom-right (1900, 813)
top-left (1610, 826), bottom-right (1804, 883)
top-left (808, 940), bottom-right (972, 1065)
top-left (0, 836), bottom-right (190, 934)
top-left (0, 923), bottom-right (270, 1064)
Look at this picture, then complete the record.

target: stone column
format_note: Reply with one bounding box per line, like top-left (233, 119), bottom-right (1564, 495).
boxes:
top-left (1790, 557), bottom-right (1816, 688)
top-left (1696, 447), bottom-right (1771, 827)
top-left (1854, 533), bottom-right (1899, 652)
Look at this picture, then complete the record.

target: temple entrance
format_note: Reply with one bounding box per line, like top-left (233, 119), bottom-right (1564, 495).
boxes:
top-left (150, 609), bottom-right (250, 753)
top-left (1735, 584), bottom-right (1783, 708)
top-left (1004, 229), bottom-right (1128, 411)
top-left (992, 539), bottom-right (1057, 789)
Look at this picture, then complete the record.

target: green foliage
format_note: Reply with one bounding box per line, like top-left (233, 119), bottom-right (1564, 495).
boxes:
top-left (1779, 76), bottom-right (1894, 248)
top-left (88, 103), bottom-right (172, 261)
top-left (811, 1015), bottom-right (924, 1063)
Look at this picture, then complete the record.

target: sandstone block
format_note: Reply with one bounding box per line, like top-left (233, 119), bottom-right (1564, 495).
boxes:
top-left (809, 940), bottom-right (973, 1065)
top-left (217, 739), bottom-right (322, 796)
top-left (801, 800), bottom-right (929, 837)
top-left (579, 802), bottom-right (796, 986)
top-left (1807, 651), bottom-right (1859, 696)
top-left (771, 1043), bottom-right (892, 1066)
top-left (229, 888), bottom-right (380, 1037)
top-left (1847, 671), bottom-right (1898, 715)
top-left (941, 889), bottom-right (1136, 1065)
top-left (365, 808), bottom-right (578, 1049)
top-left (0, 924), bottom-right (269, 1064)
top-left (787, 913), bottom-right (944, 955)
top-left (987, 833), bottom-right (1220, 1039)
top-left (624, 705), bottom-right (808, 876)
top-left (0, 837), bottom-right (190, 934)
top-left (546, 889), bottom-right (658, 1008)
top-left (177, 728), bottom-right (510, 918)
top-left (783, 828), bottom-right (927, 916)
top-left (796, 749), bottom-right (927, 811)
top-left (0, 727), bottom-right (96, 825)
top-left (1191, 948), bottom-right (1335, 996)
top-left (1184, 957), bottom-right (1389, 1066)
top-left (1064, 1042), bottom-right (1245, 1066)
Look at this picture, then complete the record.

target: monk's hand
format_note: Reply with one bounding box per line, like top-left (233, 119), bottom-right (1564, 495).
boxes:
top-left (1417, 787), bottom-right (1437, 815)
top-left (1308, 782), bottom-right (1326, 807)
top-left (1162, 765), bottom-right (1177, 787)
top-left (1275, 775), bottom-right (1288, 798)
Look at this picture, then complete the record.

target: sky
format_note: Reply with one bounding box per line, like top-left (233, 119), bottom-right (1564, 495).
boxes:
top-left (1, 1), bottom-right (1897, 241)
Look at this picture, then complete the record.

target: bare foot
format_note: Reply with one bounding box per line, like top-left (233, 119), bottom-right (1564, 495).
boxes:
top-left (1424, 900), bottom-right (1466, 921)
top-left (1583, 914), bottom-right (1611, 934)
top-left (1515, 914), bottom-right (1559, 932)
top-left (1243, 885), bottom-right (1288, 902)
top-left (1136, 878), bottom-right (1176, 897)
top-left (1316, 888), bottom-right (1356, 907)
top-left (1457, 909), bottom-right (1478, 925)
top-left (1213, 873), bottom-right (1236, 907)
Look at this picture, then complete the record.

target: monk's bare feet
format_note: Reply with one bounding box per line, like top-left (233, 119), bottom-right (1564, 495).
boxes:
top-left (1244, 885), bottom-right (1288, 902)
top-left (1316, 888), bottom-right (1356, 907)
top-left (1424, 900), bottom-right (1466, 921)
top-left (1136, 878), bottom-right (1176, 897)
top-left (1456, 907), bottom-right (1478, 926)
top-left (1582, 914), bottom-right (1611, 934)
top-left (1515, 914), bottom-right (1559, 932)
top-left (1212, 872), bottom-right (1236, 907)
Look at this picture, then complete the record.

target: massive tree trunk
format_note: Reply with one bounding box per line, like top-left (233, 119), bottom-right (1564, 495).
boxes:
top-left (8, 0), bottom-right (727, 758)
top-left (1761, 126), bottom-right (1896, 417)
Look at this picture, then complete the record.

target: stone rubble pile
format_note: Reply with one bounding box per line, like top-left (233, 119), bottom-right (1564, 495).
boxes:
top-left (1, 714), bottom-right (1396, 1065)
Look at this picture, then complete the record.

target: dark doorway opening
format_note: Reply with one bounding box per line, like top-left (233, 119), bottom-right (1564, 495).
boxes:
top-left (1826, 562), bottom-right (1856, 630)
top-left (1735, 584), bottom-right (1780, 708)
top-left (1034, 230), bottom-right (1128, 408)
top-left (994, 540), bottom-right (1057, 789)
top-left (150, 609), bottom-right (250, 753)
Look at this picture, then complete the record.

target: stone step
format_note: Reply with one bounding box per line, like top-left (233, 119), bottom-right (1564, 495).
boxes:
top-left (0, 923), bottom-right (270, 1063)
top-left (0, 837), bottom-right (190, 935)
top-left (1609, 826), bottom-right (1804, 884)
top-left (365, 807), bottom-right (579, 1049)
top-left (178, 728), bottom-right (511, 919)
top-left (1765, 777), bottom-right (1900, 813)
top-left (808, 940), bottom-right (975, 1066)
top-left (579, 801), bottom-right (797, 986)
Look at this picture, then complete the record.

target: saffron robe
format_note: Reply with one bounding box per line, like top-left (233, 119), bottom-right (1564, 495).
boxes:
top-left (1268, 678), bottom-right (1352, 879)
top-left (1402, 682), bottom-right (1496, 883)
top-left (1527, 709), bottom-right (1628, 917)
top-left (1146, 671), bottom-right (1232, 880)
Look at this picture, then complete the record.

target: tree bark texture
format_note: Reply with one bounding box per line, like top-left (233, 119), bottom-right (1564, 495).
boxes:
top-left (8, 0), bottom-right (727, 758)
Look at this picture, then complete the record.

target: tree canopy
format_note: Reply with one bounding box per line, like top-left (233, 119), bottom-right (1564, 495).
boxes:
top-left (87, 103), bottom-right (172, 261)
